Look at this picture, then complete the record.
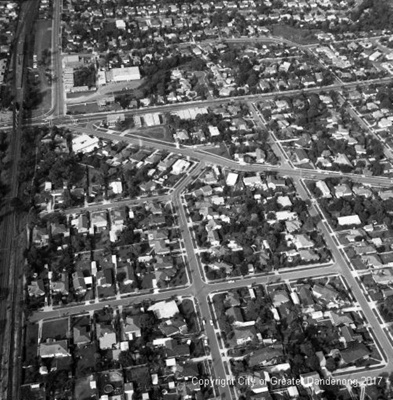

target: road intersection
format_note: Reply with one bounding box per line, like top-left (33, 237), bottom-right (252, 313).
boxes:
top-left (4, 25), bottom-right (393, 398)
top-left (29, 117), bottom-right (393, 398)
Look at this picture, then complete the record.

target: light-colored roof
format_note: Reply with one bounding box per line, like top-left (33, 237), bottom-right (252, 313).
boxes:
top-left (148, 300), bottom-right (179, 319)
top-left (337, 215), bottom-right (361, 226)
top-left (39, 340), bottom-right (70, 358)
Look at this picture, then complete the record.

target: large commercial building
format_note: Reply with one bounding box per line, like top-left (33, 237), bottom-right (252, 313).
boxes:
top-left (106, 66), bottom-right (141, 82)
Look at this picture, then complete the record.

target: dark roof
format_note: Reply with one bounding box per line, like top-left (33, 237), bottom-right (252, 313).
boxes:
top-left (166, 341), bottom-right (190, 358)
top-left (298, 285), bottom-right (315, 306)
top-left (341, 342), bottom-right (370, 364)
top-left (248, 346), bottom-right (284, 367)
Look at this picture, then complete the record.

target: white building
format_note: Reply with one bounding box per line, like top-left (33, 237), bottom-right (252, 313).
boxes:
top-left (226, 172), bottom-right (238, 187)
top-left (316, 180), bottom-right (331, 198)
top-left (106, 66), bottom-right (141, 82)
top-left (116, 20), bottom-right (126, 29)
top-left (171, 159), bottom-right (190, 175)
top-left (72, 134), bottom-right (99, 154)
top-left (337, 215), bottom-right (361, 226)
top-left (208, 125), bottom-right (220, 137)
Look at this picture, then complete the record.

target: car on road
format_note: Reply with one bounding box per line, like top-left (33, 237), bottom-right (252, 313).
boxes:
top-left (209, 319), bottom-right (213, 325)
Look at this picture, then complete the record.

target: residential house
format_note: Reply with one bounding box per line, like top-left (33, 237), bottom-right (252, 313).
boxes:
top-left (312, 284), bottom-right (339, 304)
top-left (297, 286), bottom-right (315, 312)
top-left (234, 326), bottom-right (257, 345)
top-left (123, 316), bottom-right (142, 340)
top-left (293, 148), bottom-right (309, 164)
top-left (96, 323), bottom-right (117, 350)
top-left (340, 342), bottom-right (370, 365)
top-left (28, 279), bottom-right (45, 297)
top-left (51, 273), bottom-right (69, 296)
top-left (225, 307), bottom-right (244, 326)
top-left (97, 269), bottom-right (113, 287)
top-left (299, 372), bottom-right (323, 395)
top-left (39, 340), bottom-right (71, 358)
top-left (73, 325), bottom-right (91, 346)
top-left (271, 290), bottom-right (290, 307)
top-left (248, 346), bottom-right (284, 367)
top-left (51, 222), bottom-right (69, 238)
top-left (148, 300), bottom-right (179, 319)
top-left (91, 211), bottom-right (108, 229)
top-left (337, 215), bottom-right (362, 226)
top-left (72, 271), bottom-right (87, 295)
top-left (316, 181), bottom-right (331, 198)
top-left (335, 184), bottom-right (352, 198)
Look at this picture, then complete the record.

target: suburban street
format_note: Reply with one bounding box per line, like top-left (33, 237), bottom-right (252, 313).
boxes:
top-left (69, 123), bottom-right (393, 188)
top-left (3, 8), bottom-right (393, 396)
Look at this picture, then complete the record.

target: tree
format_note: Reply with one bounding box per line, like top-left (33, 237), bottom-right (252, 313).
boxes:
top-left (10, 196), bottom-right (27, 212)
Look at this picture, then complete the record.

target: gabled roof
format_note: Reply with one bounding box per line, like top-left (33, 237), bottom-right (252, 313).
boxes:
top-left (73, 325), bottom-right (91, 345)
top-left (298, 286), bottom-right (315, 306)
top-left (124, 316), bottom-right (141, 334)
top-left (312, 284), bottom-right (338, 302)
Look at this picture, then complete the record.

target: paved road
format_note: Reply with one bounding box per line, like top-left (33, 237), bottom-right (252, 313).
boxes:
top-left (63, 194), bottom-right (170, 215)
top-left (16, 30), bottom-right (393, 398)
top-left (294, 178), bottom-right (393, 381)
top-left (68, 124), bottom-right (393, 188)
top-left (56, 76), bottom-right (393, 124)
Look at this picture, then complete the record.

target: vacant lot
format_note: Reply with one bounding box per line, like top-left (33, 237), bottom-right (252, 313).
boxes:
top-left (272, 24), bottom-right (319, 45)
top-left (41, 318), bottom-right (69, 341)
top-left (204, 144), bottom-right (232, 159)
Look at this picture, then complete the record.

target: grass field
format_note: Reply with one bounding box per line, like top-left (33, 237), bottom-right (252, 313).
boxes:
top-left (66, 90), bottom-right (97, 99)
top-left (68, 102), bottom-right (101, 114)
top-left (272, 24), bottom-right (320, 45)
top-left (204, 144), bottom-right (232, 159)
top-left (32, 19), bottom-right (53, 115)
top-left (128, 126), bottom-right (174, 143)
top-left (41, 318), bottom-right (68, 341)
top-left (34, 20), bottom-right (52, 61)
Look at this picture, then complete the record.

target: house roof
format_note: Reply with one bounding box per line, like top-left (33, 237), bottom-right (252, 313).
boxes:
top-left (271, 290), bottom-right (290, 306)
top-left (124, 316), bottom-right (141, 334)
top-left (28, 279), bottom-right (45, 297)
top-left (328, 311), bottom-right (353, 326)
top-left (337, 215), bottom-right (362, 226)
top-left (73, 326), bottom-right (91, 345)
top-left (340, 342), bottom-right (370, 364)
top-left (234, 326), bottom-right (257, 342)
top-left (298, 286), bottom-right (315, 306)
top-left (312, 284), bottom-right (339, 302)
top-left (165, 341), bottom-right (190, 357)
top-left (249, 346), bottom-right (284, 367)
top-left (148, 300), bottom-right (179, 319)
top-left (96, 323), bottom-right (117, 349)
top-left (225, 307), bottom-right (244, 322)
top-left (39, 340), bottom-right (70, 358)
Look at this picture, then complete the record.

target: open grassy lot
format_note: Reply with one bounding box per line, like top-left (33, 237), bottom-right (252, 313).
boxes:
top-left (32, 19), bottom-right (53, 116)
top-left (126, 125), bottom-right (174, 143)
top-left (204, 143), bottom-right (232, 159)
top-left (41, 318), bottom-right (69, 341)
top-left (272, 24), bottom-right (319, 45)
